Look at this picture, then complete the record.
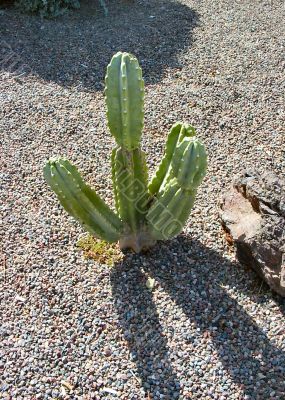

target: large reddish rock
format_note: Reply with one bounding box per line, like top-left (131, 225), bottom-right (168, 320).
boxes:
top-left (219, 171), bottom-right (285, 297)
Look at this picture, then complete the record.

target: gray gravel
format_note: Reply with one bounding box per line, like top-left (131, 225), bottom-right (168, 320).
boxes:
top-left (0, 0), bottom-right (284, 399)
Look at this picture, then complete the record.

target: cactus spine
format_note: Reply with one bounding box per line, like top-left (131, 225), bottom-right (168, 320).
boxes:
top-left (44, 52), bottom-right (207, 253)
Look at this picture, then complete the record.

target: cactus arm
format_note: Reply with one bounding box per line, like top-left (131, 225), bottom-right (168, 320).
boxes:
top-left (43, 158), bottom-right (123, 242)
top-left (112, 148), bottom-right (149, 233)
top-left (147, 138), bottom-right (207, 240)
top-left (105, 52), bottom-right (144, 150)
top-left (148, 122), bottom-right (196, 195)
top-left (147, 179), bottom-right (197, 240)
top-left (172, 138), bottom-right (207, 190)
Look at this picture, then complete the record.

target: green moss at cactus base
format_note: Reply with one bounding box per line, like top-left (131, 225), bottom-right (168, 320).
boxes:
top-left (77, 235), bottom-right (123, 266)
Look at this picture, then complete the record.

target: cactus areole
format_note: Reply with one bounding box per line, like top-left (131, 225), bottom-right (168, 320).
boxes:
top-left (44, 52), bottom-right (207, 253)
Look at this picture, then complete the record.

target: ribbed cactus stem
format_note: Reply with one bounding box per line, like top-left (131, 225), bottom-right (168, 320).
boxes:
top-left (172, 137), bottom-right (207, 190)
top-left (105, 52), bottom-right (144, 150)
top-left (146, 134), bottom-right (207, 241)
top-left (112, 147), bottom-right (149, 233)
top-left (148, 122), bottom-right (196, 196)
top-left (44, 158), bottom-right (123, 242)
top-left (147, 179), bottom-right (197, 240)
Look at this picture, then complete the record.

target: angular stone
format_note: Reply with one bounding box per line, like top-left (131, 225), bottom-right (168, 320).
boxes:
top-left (219, 171), bottom-right (285, 297)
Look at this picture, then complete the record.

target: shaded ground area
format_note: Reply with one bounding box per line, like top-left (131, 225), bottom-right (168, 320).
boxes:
top-left (0, 0), bottom-right (198, 89)
top-left (111, 238), bottom-right (285, 399)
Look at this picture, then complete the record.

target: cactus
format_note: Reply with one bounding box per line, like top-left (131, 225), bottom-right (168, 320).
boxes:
top-left (44, 52), bottom-right (207, 253)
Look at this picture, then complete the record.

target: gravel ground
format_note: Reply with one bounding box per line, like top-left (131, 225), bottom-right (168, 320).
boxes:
top-left (0, 0), bottom-right (284, 399)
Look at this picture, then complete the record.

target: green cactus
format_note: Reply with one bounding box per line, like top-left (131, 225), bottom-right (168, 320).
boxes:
top-left (147, 179), bottom-right (197, 240)
top-left (105, 52), bottom-right (144, 150)
top-left (44, 52), bottom-right (207, 253)
top-left (148, 122), bottom-right (196, 196)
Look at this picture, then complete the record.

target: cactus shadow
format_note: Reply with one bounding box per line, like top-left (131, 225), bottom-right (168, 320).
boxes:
top-left (111, 236), bottom-right (285, 399)
top-left (110, 256), bottom-right (181, 399)
top-left (0, 0), bottom-right (199, 90)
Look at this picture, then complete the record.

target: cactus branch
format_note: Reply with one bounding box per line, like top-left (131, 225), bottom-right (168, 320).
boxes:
top-left (172, 137), bottom-right (207, 190)
top-left (44, 158), bottom-right (123, 242)
top-left (146, 134), bottom-right (207, 240)
top-left (148, 122), bottom-right (196, 196)
top-left (147, 178), bottom-right (197, 240)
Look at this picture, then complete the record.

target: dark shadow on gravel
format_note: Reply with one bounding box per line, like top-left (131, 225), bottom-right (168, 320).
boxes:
top-left (111, 236), bottom-right (285, 399)
top-left (111, 258), bottom-right (181, 399)
top-left (0, 0), bottom-right (199, 90)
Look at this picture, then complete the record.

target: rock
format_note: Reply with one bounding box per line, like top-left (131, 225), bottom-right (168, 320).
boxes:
top-left (219, 171), bottom-right (285, 296)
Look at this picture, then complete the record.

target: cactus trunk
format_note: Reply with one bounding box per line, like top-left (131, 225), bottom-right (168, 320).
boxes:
top-left (105, 52), bottom-right (151, 251)
top-left (111, 147), bottom-right (149, 233)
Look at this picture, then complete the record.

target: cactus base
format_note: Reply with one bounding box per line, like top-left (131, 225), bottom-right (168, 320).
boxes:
top-left (119, 230), bottom-right (156, 253)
